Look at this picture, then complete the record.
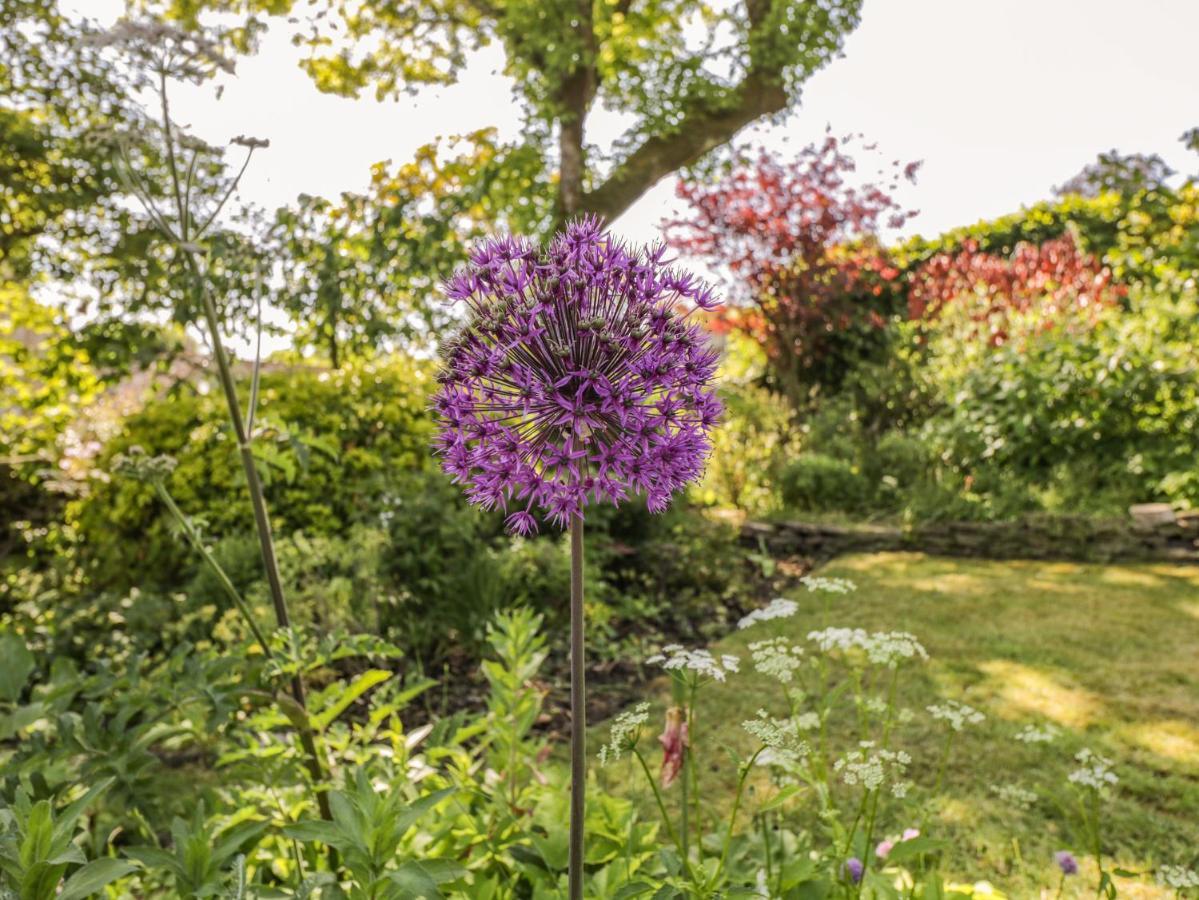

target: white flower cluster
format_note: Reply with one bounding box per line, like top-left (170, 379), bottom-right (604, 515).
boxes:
top-left (808, 626), bottom-right (867, 654)
top-left (1014, 723), bottom-right (1060, 744)
top-left (801, 575), bottom-right (857, 594)
top-left (927, 700), bottom-right (985, 732)
top-left (1067, 749), bottom-right (1119, 791)
top-left (742, 709), bottom-right (809, 766)
top-left (1158, 865), bottom-right (1199, 889)
top-left (646, 645), bottom-right (740, 682)
top-left (807, 628), bottom-right (928, 667)
top-left (737, 597), bottom-right (799, 630)
top-left (795, 711), bottom-right (821, 731)
top-left (834, 741), bottom-right (911, 795)
top-left (597, 702), bottom-right (650, 765)
top-left (748, 637), bottom-right (805, 683)
top-left (989, 782), bottom-right (1038, 810)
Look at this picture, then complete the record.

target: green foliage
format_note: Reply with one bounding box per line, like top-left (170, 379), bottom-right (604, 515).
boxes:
top-left (0, 780), bottom-right (136, 900)
top-left (779, 453), bottom-right (871, 514)
top-left (125, 806), bottom-right (269, 899)
top-left (71, 356), bottom-right (437, 592)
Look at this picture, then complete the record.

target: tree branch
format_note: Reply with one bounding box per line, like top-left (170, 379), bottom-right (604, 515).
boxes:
top-left (581, 70), bottom-right (787, 223)
top-left (581, 0), bottom-right (789, 223)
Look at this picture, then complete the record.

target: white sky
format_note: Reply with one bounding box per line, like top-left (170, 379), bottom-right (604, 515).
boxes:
top-left (71, 0), bottom-right (1199, 349)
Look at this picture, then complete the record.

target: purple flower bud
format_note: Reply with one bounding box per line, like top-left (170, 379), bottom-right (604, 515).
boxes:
top-left (433, 217), bottom-right (723, 532)
top-left (1055, 851), bottom-right (1078, 876)
top-left (844, 857), bottom-right (864, 883)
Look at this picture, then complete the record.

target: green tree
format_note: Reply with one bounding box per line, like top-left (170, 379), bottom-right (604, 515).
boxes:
top-left (160, 0), bottom-right (865, 225)
top-left (272, 130), bottom-right (546, 364)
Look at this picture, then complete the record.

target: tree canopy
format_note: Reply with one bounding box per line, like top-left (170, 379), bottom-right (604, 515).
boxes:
top-left (158, 0), bottom-right (865, 226)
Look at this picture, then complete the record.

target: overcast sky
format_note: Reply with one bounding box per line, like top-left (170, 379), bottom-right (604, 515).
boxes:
top-left (71, 0), bottom-right (1198, 349)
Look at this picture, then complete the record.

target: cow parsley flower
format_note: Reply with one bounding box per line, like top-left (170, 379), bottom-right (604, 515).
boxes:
top-left (990, 783), bottom-right (1038, 810)
top-left (1014, 723), bottom-right (1060, 744)
top-left (1067, 749), bottom-right (1118, 790)
top-left (807, 627), bottom-right (927, 667)
top-left (742, 709), bottom-right (809, 766)
top-left (598, 701), bottom-right (651, 765)
top-left (737, 597), bottom-right (798, 630)
top-left (748, 638), bottom-right (804, 683)
top-left (433, 218), bottom-right (722, 533)
top-left (646, 644), bottom-right (740, 682)
top-left (927, 700), bottom-right (985, 731)
top-left (800, 575), bottom-right (857, 594)
top-left (834, 742), bottom-right (911, 792)
top-left (1158, 865), bottom-right (1199, 889)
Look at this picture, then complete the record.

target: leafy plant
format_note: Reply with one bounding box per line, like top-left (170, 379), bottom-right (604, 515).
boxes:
top-left (0, 780), bottom-right (135, 900)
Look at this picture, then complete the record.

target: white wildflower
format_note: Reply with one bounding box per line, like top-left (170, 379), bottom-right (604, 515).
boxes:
top-left (738, 597), bottom-right (799, 630)
top-left (891, 780), bottom-right (912, 799)
top-left (807, 628), bottom-right (927, 667)
top-left (808, 626), bottom-right (868, 654)
top-left (800, 575), bottom-right (857, 594)
top-left (989, 783), bottom-right (1037, 810)
top-left (1067, 749), bottom-right (1118, 791)
top-left (1014, 723), bottom-right (1060, 744)
top-left (927, 700), bottom-right (985, 732)
top-left (742, 710), bottom-right (809, 766)
top-left (860, 631), bottom-right (928, 667)
top-left (1158, 865), bottom-right (1199, 889)
top-left (646, 645), bottom-right (740, 682)
top-left (834, 742), bottom-right (910, 791)
top-left (795, 712), bottom-right (821, 731)
top-left (597, 702), bottom-right (650, 765)
top-left (748, 637), bottom-right (805, 683)
top-left (865, 696), bottom-right (888, 715)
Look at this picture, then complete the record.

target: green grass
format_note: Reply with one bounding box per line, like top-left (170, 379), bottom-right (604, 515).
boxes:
top-left (593, 552), bottom-right (1199, 898)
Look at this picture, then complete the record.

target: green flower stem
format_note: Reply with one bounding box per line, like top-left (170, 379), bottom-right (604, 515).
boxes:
top-left (631, 747), bottom-right (696, 883)
top-left (715, 747), bottom-right (766, 882)
top-left (569, 513), bottom-right (586, 900)
top-left (152, 483), bottom-right (272, 656)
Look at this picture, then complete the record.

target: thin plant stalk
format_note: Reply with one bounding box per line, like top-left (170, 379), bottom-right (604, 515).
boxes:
top-left (138, 60), bottom-right (333, 822)
top-left (569, 514), bottom-right (586, 900)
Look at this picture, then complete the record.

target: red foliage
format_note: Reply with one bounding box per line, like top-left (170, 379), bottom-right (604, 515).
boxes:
top-left (666, 134), bottom-right (919, 396)
top-left (908, 233), bottom-right (1123, 346)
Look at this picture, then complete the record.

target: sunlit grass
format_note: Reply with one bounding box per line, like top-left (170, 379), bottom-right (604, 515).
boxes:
top-left (594, 552), bottom-right (1199, 897)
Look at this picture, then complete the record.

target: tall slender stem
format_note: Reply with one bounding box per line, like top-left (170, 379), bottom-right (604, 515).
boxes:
top-left (185, 252), bottom-right (332, 822)
top-left (569, 514), bottom-right (586, 900)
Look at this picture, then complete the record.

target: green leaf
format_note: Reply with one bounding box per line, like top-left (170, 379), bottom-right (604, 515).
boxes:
top-left (59, 859), bottom-right (139, 900)
top-left (311, 669), bottom-right (393, 733)
top-left (392, 788), bottom-right (455, 837)
top-left (0, 633), bottom-right (36, 702)
top-left (281, 821), bottom-right (343, 846)
top-left (882, 836), bottom-right (950, 865)
top-left (759, 784), bottom-right (802, 812)
top-left (388, 860), bottom-right (451, 898)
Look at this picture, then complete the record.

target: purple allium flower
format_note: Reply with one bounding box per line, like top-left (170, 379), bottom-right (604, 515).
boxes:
top-left (1055, 851), bottom-right (1078, 875)
top-left (432, 217), bottom-right (722, 533)
top-left (844, 857), bottom-right (864, 883)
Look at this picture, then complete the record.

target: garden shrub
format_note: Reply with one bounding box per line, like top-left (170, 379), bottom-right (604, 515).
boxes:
top-left (70, 355), bottom-right (437, 592)
top-left (779, 452), bottom-right (873, 514)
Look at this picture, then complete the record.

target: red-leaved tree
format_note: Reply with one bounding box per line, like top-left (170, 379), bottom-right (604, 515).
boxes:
top-left (666, 134), bottom-right (919, 404)
top-left (908, 232), bottom-right (1123, 347)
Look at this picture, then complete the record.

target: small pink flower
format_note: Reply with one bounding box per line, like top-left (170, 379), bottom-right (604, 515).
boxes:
top-left (659, 706), bottom-right (689, 788)
top-left (902, 828), bottom-right (921, 841)
top-left (876, 839), bottom-right (894, 859)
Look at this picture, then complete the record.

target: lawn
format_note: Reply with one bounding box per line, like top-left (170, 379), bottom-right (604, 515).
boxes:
top-left (594, 552), bottom-right (1199, 898)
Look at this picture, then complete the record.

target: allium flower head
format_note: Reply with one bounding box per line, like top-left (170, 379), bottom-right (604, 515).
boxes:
top-left (433, 217), bottom-right (722, 533)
